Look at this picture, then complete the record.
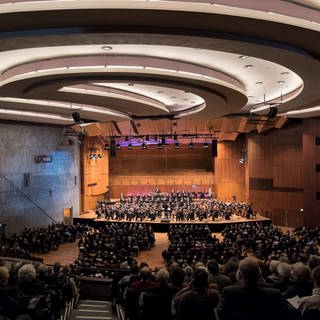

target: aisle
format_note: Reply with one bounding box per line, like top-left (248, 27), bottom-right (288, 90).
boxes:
top-left (36, 233), bottom-right (168, 268)
top-left (35, 240), bottom-right (79, 265)
top-left (136, 232), bottom-right (168, 268)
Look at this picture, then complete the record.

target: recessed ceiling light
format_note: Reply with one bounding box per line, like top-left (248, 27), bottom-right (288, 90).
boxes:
top-left (277, 80), bottom-right (286, 84)
top-left (101, 45), bottom-right (113, 51)
top-left (128, 83), bottom-right (134, 86)
top-left (190, 101), bottom-right (195, 103)
top-left (244, 65), bottom-right (253, 69)
top-left (184, 98), bottom-right (189, 101)
top-left (238, 55), bottom-right (249, 59)
top-left (157, 91), bottom-right (163, 94)
top-left (248, 95), bottom-right (254, 98)
top-left (256, 81), bottom-right (263, 85)
top-left (281, 71), bottom-right (290, 75)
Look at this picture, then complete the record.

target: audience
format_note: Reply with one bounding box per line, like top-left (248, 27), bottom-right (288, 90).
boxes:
top-left (1, 215), bottom-right (320, 320)
top-left (298, 265), bottom-right (320, 316)
top-left (172, 267), bottom-right (219, 320)
top-left (217, 258), bottom-right (300, 320)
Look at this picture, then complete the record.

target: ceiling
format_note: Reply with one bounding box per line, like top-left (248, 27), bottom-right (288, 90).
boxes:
top-left (0, 0), bottom-right (319, 141)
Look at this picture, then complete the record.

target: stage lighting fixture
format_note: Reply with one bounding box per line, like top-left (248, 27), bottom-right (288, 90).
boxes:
top-left (116, 143), bottom-right (121, 150)
top-left (154, 134), bottom-right (158, 141)
top-left (173, 134), bottom-right (178, 141)
top-left (145, 135), bottom-right (150, 141)
top-left (174, 142), bottom-right (180, 149)
top-left (98, 154), bottom-right (102, 158)
top-left (203, 142), bottom-right (209, 148)
top-left (128, 143), bottom-right (133, 150)
top-left (141, 142), bottom-right (147, 149)
top-left (157, 142), bottom-right (163, 149)
top-left (188, 142), bottom-right (194, 149)
top-left (125, 136), bottom-right (129, 141)
top-left (104, 144), bottom-right (109, 150)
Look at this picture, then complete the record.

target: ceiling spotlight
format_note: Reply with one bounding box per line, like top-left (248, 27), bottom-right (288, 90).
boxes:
top-left (244, 64), bottom-right (253, 69)
top-left (101, 45), bottom-right (113, 51)
top-left (277, 80), bottom-right (286, 84)
top-left (188, 142), bottom-right (194, 149)
top-left (141, 142), bottom-right (147, 150)
top-left (174, 142), bottom-right (180, 149)
top-left (238, 55), bottom-right (249, 59)
top-left (116, 143), bottom-right (121, 150)
top-left (157, 142), bottom-right (163, 150)
top-left (128, 83), bottom-right (134, 86)
top-left (128, 143), bottom-right (133, 150)
top-left (157, 91), bottom-right (163, 94)
top-left (281, 71), bottom-right (290, 75)
top-left (203, 142), bottom-right (209, 148)
top-left (256, 81), bottom-right (263, 85)
top-left (104, 144), bottom-right (109, 150)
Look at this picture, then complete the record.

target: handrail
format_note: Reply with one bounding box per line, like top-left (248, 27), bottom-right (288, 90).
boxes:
top-left (0, 172), bottom-right (56, 223)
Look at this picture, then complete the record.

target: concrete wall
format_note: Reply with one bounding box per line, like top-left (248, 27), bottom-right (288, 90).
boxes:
top-left (0, 123), bottom-right (80, 234)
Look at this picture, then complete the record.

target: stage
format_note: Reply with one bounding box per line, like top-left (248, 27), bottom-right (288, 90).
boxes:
top-left (74, 211), bottom-right (272, 232)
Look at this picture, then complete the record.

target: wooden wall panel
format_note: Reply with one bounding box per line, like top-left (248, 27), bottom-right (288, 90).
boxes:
top-left (109, 172), bottom-right (214, 198)
top-left (273, 165), bottom-right (303, 188)
top-left (82, 137), bottom-right (109, 211)
top-left (109, 146), bottom-right (212, 174)
top-left (215, 138), bottom-right (246, 202)
top-left (248, 124), bottom-right (304, 227)
top-left (303, 118), bottom-right (320, 226)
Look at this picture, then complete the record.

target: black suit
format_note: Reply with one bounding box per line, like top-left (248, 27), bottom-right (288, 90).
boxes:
top-left (217, 284), bottom-right (301, 320)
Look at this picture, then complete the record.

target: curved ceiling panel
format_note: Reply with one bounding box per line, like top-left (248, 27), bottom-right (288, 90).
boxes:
top-left (0, 0), bottom-right (317, 127)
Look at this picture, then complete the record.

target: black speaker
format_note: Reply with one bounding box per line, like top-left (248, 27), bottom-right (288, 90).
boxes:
top-left (211, 140), bottom-right (217, 157)
top-left (72, 112), bottom-right (81, 123)
top-left (268, 107), bottom-right (278, 118)
top-left (110, 139), bottom-right (116, 157)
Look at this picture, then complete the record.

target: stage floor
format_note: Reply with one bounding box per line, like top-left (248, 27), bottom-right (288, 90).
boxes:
top-left (74, 211), bottom-right (272, 232)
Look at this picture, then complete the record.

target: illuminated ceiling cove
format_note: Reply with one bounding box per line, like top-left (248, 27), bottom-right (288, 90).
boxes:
top-left (0, 0), bottom-right (318, 137)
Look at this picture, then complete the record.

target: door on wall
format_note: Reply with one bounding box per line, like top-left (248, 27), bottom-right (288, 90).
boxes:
top-left (0, 224), bottom-right (6, 246)
top-left (63, 207), bottom-right (73, 224)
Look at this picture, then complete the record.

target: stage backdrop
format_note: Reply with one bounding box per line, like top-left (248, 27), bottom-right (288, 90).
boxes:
top-left (109, 145), bottom-right (215, 197)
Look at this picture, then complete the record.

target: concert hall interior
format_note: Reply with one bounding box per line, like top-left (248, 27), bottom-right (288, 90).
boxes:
top-left (0, 1), bottom-right (319, 320)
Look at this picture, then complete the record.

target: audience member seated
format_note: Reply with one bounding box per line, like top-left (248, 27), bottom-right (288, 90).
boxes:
top-left (298, 265), bottom-right (320, 318)
top-left (140, 268), bottom-right (177, 320)
top-left (207, 259), bottom-right (232, 292)
top-left (125, 266), bottom-right (156, 320)
top-left (18, 264), bottom-right (47, 297)
top-left (172, 267), bottom-right (219, 320)
top-left (283, 262), bottom-right (313, 299)
top-left (0, 266), bottom-right (28, 320)
top-left (217, 258), bottom-right (300, 320)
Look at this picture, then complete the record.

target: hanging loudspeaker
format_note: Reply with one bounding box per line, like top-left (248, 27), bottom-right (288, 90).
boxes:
top-left (211, 140), bottom-right (217, 157)
top-left (110, 139), bottom-right (116, 157)
top-left (72, 112), bottom-right (81, 123)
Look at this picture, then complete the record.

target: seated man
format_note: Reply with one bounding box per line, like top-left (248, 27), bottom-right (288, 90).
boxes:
top-left (298, 265), bottom-right (320, 317)
top-left (217, 258), bottom-right (300, 320)
top-left (172, 267), bottom-right (219, 320)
